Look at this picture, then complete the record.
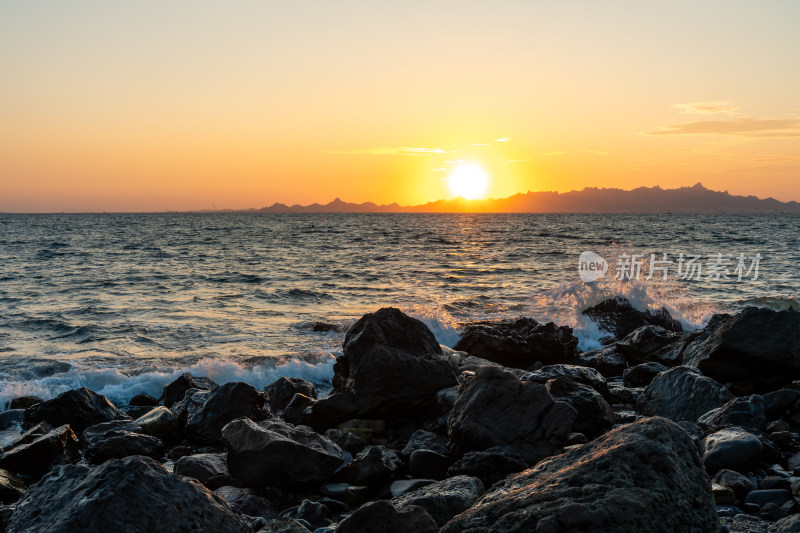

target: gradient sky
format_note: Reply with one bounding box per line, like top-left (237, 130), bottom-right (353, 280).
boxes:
top-left (1, 1), bottom-right (799, 212)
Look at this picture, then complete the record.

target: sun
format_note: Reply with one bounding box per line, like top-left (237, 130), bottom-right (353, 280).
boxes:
top-left (448, 163), bottom-right (490, 200)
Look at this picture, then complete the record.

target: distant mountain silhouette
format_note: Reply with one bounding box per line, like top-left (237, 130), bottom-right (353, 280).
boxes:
top-left (249, 183), bottom-right (800, 214)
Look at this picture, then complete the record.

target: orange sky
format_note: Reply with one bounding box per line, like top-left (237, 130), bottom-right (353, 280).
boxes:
top-left (1, 2), bottom-right (799, 212)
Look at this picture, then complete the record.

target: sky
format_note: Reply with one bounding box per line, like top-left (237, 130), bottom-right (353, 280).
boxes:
top-left (1, 1), bottom-right (799, 212)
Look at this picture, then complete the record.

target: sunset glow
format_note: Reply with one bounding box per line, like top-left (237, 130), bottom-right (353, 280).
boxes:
top-left (448, 163), bottom-right (490, 200)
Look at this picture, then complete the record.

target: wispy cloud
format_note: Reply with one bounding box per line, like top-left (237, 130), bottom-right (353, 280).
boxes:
top-left (672, 101), bottom-right (740, 115)
top-left (324, 147), bottom-right (446, 156)
top-left (539, 151), bottom-right (567, 156)
top-left (432, 168), bottom-right (448, 172)
top-left (646, 118), bottom-right (800, 137)
top-left (495, 138), bottom-right (511, 142)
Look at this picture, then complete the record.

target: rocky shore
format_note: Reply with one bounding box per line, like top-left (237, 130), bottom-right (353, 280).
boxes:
top-left (2, 300), bottom-right (800, 532)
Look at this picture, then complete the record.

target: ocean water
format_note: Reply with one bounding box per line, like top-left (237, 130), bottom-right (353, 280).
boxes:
top-left (0, 213), bottom-right (798, 409)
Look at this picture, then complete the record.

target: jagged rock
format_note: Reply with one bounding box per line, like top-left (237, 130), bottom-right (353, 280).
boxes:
top-left (279, 498), bottom-right (349, 530)
top-left (764, 389), bottom-right (800, 421)
top-left (83, 420), bottom-right (162, 463)
top-left (770, 514), bottom-right (800, 532)
top-left (606, 382), bottom-right (640, 405)
top-left (339, 445), bottom-right (401, 486)
top-left (259, 517), bottom-right (312, 532)
top-left (221, 417), bottom-right (345, 489)
top-left (545, 376), bottom-right (615, 438)
top-left (160, 372), bottom-right (218, 408)
top-left (701, 427), bottom-right (763, 474)
top-left (23, 388), bottom-right (124, 432)
top-left (333, 308), bottom-right (456, 417)
top-left (265, 377), bottom-right (317, 414)
top-left (636, 366), bottom-right (733, 422)
top-left (390, 479), bottom-right (436, 497)
top-left (0, 410), bottom-right (23, 431)
top-left (83, 420), bottom-right (142, 441)
top-left (6, 456), bottom-right (253, 532)
top-left (391, 475), bottom-right (484, 526)
top-left (616, 326), bottom-right (684, 366)
top-left (0, 470), bottom-right (26, 504)
top-left (129, 394), bottom-right (157, 407)
top-left (10, 397), bottom-right (42, 410)
top-left (441, 417), bottom-right (717, 533)
top-left (334, 500), bottom-right (438, 533)
top-left (454, 318), bottom-right (578, 369)
top-left (301, 391), bottom-right (360, 432)
top-left (175, 453), bottom-right (231, 488)
top-left (184, 382), bottom-right (268, 445)
top-left (135, 406), bottom-right (180, 440)
top-left (447, 365), bottom-right (576, 464)
top-left (282, 394), bottom-right (316, 425)
top-left (401, 430), bottom-right (449, 457)
top-left (712, 469), bottom-right (754, 501)
top-left (447, 447), bottom-right (528, 487)
top-left (214, 485), bottom-right (275, 519)
top-left (409, 449), bottom-right (452, 480)
top-left (623, 362), bottom-right (669, 387)
top-left (577, 345), bottom-right (628, 377)
top-left (697, 395), bottom-right (766, 431)
top-left (524, 364), bottom-right (608, 397)
top-left (0, 424), bottom-right (79, 480)
top-left (682, 307), bottom-right (800, 392)
top-left (582, 297), bottom-right (683, 340)
top-left (324, 429), bottom-right (367, 455)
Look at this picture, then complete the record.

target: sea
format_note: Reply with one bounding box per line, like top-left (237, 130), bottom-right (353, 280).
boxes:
top-left (0, 213), bottom-right (798, 410)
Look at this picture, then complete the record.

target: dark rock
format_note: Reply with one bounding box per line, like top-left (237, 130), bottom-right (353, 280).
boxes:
top-left (682, 307), bottom-right (800, 392)
top-left (745, 489), bottom-right (792, 507)
top-left (222, 417), bottom-right (345, 489)
top-left (712, 484), bottom-right (735, 505)
top-left (0, 504), bottom-right (14, 530)
top-left (129, 394), bottom-right (157, 407)
top-left (605, 382), bottom-right (640, 405)
top-left (83, 419), bottom-right (142, 441)
top-left (23, 387), bottom-right (125, 432)
top-left (6, 456), bottom-right (252, 533)
top-left (0, 410), bottom-right (23, 431)
top-left (391, 475), bottom-right (484, 527)
top-left (265, 377), bottom-right (317, 414)
top-left (764, 389), bottom-right (800, 421)
top-left (566, 432), bottom-right (588, 445)
top-left (0, 424), bottom-right (80, 480)
top-left (623, 362), bottom-right (669, 387)
top-left (401, 429), bottom-right (449, 457)
top-left (215, 485), bottom-right (275, 519)
top-left (300, 391), bottom-right (360, 432)
top-left (175, 453), bottom-right (230, 488)
top-left (545, 376), bottom-right (615, 438)
top-left (636, 366), bottom-right (733, 422)
top-left (260, 517), bottom-right (312, 532)
top-left (9, 397), bottom-right (42, 410)
top-left (761, 477), bottom-right (792, 491)
top-left (770, 514), bottom-right (800, 531)
top-left (82, 421), bottom-right (163, 463)
top-left (576, 345), bottom-right (628, 377)
top-left (581, 297), bottom-right (683, 340)
top-left (334, 308), bottom-right (457, 417)
top-left (616, 325), bottom-right (683, 366)
top-left (280, 498), bottom-right (348, 530)
top-left (701, 427), bottom-right (763, 474)
top-left (184, 382), bottom-right (268, 445)
top-left (441, 417), bottom-right (717, 533)
top-left (334, 500), bottom-right (438, 533)
top-left (2, 421), bottom-right (52, 451)
top-left (447, 447), bottom-right (528, 487)
top-left (0, 469), bottom-right (26, 504)
top-left (712, 469), bottom-right (754, 501)
top-left (447, 365), bottom-right (576, 464)
top-left (160, 372), bottom-right (218, 408)
top-left (324, 429), bottom-right (367, 455)
top-left (761, 502), bottom-right (787, 522)
top-left (697, 395), bottom-right (766, 431)
top-left (282, 393), bottom-right (316, 425)
top-left (135, 406), bottom-right (180, 440)
top-left (339, 445), bottom-right (401, 486)
top-left (524, 364), bottom-right (608, 397)
top-left (390, 479), bottom-right (436, 497)
top-left (409, 449), bottom-right (452, 480)
top-left (454, 317), bottom-right (578, 369)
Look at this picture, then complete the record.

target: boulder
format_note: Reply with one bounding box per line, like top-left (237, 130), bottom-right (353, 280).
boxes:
top-left (545, 376), bottom-right (615, 438)
top-left (701, 427), bottom-right (763, 474)
top-left (300, 391), bottom-right (360, 432)
top-left (682, 307), bottom-right (800, 392)
top-left (282, 394), bottom-right (317, 425)
top-left (636, 366), bottom-right (733, 422)
top-left (770, 514), bottom-right (800, 532)
top-left (259, 517), bottom-right (312, 532)
top-left (221, 417), bottom-right (345, 489)
top-left (453, 318), bottom-right (578, 369)
top-left (214, 485), bottom-right (275, 519)
top-left (129, 394), bottom-right (157, 407)
top-left (9, 396), bottom-right (43, 410)
top-left (524, 364), bottom-right (608, 397)
top-left (135, 406), bottom-right (180, 440)
top-left (334, 500), bottom-right (438, 533)
top-left (83, 421), bottom-right (162, 463)
top-left (334, 308), bottom-right (456, 417)
top-left (23, 387), bottom-right (125, 432)
top-left (623, 362), bottom-right (669, 387)
top-left (391, 475), bottom-right (484, 527)
top-left (576, 345), bottom-right (628, 377)
top-left (0, 469), bottom-right (26, 504)
top-left (324, 429), bottom-right (367, 455)
top-left (0, 410), bottom-right (23, 431)
top-left (615, 325), bottom-right (684, 366)
top-left (409, 449), bottom-right (452, 480)
top-left (159, 372), bottom-right (218, 408)
top-left (581, 297), bottom-right (683, 340)
top-left (447, 447), bottom-right (528, 487)
top-left (712, 469), bottom-right (754, 501)
top-left (447, 366), bottom-right (576, 464)
top-left (390, 479), bottom-right (436, 497)
top-left (174, 453), bottom-right (230, 488)
top-left (401, 429), bottom-right (449, 457)
top-left (339, 445), bottom-right (401, 486)
top-left (0, 424), bottom-right (80, 480)
top-left (279, 498), bottom-right (349, 529)
top-left (184, 382), bottom-right (268, 445)
top-left (6, 456), bottom-right (252, 533)
top-left (441, 417), bottom-right (717, 533)
top-left (697, 395), bottom-right (766, 431)
top-left (83, 420), bottom-right (142, 442)
top-left (265, 377), bottom-right (317, 414)
top-left (764, 389), bottom-right (800, 421)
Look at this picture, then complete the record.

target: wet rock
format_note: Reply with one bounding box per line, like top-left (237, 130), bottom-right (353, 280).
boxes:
top-left (259, 517), bottom-right (312, 532)
top-left (545, 376), bottom-right (615, 438)
top-left (524, 364), bottom-right (608, 397)
top-left (447, 447), bottom-right (528, 487)
top-left (582, 297), bottom-right (683, 340)
top-left (334, 500), bottom-right (438, 533)
top-left (745, 489), bottom-right (792, 507)
top-left (324, 429), bottom-right (367, 455)
top-left (616, 325), bottom-right (683, 366)
top-left (184, 382), bottom-right (268, 445)
top-left (135, 406), bottom-right (180, 440)
top-left (764, 389), bottom-right (800, 421)
top-left (301, 391), bottom-right (360, 432)
top-left (391, 475), bottom-right (484, 527)
top-left (0, 410), bottom-right (23, 431)
top-left (83, 419), bottom-right (142, 441)
top-left (636, 366), bottom-right (733, 422)
top-left (9, 397), bottom-right (42, 410)
top-left (175, 453), bottom-right (230, 488)
top-left (448, 365), bottom-right (576, 464)
top-left (339, 445), bottom-right (401, 486)
top-left (23, 387), bottom-right (125, 432)
top-left (160, 372), bottom-right (218, 408)
top-left (334, 308), bottom-right (456, 417)
top-left (623, 362), bottom-right (669, 388)
top-left (576, 345), bottom-right (628, 377)
top-left (712, 484), bottom-right (735, 505)
top-left (682, 307), bottom-right (800, 392)
top-left (0, 469), bottom-right (26, 504)
top-left (761, 502), bottom-right (788, 522)
top-left (454, 317), bottom-right (579, 369)
top-left (390, 479), bottom-right (436, 497)
top-left (712, 469), bottom-right (754, 501)
top-left (441, 417), bottom-right (717, 533)
top-left (215, 485), bottom-right (275, 519)
top-left (401, 429), bottom-right (449, 457)
top-left (83, 421), bottom-right (162, 463)
top-left (222, 417), bottom-right (345, 489)
top-left (701, 427), bottom-right (763, 474)
top-left (697, 395), bottom-right (766, 431)
top-left (265, 377), bottom-right (317, 414)
top-left (0, 424), bottom-right (80, 480)
top-left (6, 456), bottom-right (253, 533)
top-left (280, 498), bottom-right (349, 530)
top-left (606, 382), bottom-right (640, 405)
top-left (281, 393), bottom-right (316, 425)
top-left (409, 449), bottom-right (452, 480)
top-left (129, 394), bottom-right (157, 407)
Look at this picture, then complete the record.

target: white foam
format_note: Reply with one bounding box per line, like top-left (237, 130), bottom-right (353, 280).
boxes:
top-left (407, 304), bottom-right (462, 348)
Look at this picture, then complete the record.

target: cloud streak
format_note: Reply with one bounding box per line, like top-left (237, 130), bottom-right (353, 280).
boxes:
top-left (324, 147), bottom-right (446, 156)
top-left (647, 118), bottom-right (800, 137)
top-left (672, 101), bottom-right (740, 115)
